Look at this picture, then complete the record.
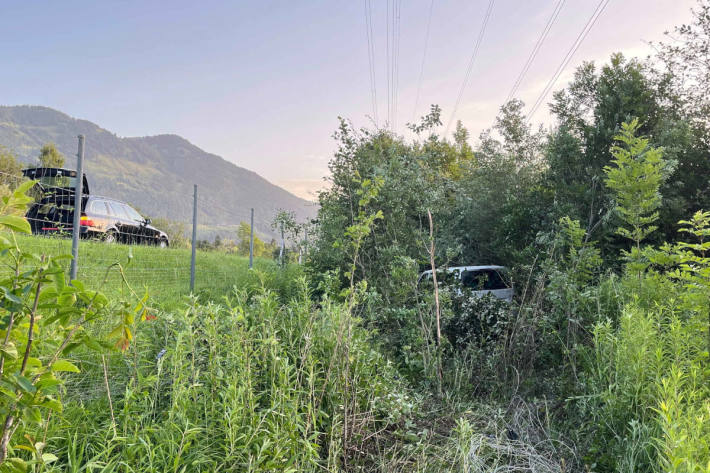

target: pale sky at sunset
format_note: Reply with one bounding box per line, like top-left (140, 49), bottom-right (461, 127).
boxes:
top-left (2, 0), bottom-right (696, 200)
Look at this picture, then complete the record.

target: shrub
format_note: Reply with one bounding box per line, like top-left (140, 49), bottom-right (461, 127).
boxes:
top-left (575, 213), bottom-right (710, 472)
top-left (443, 292), bottom-right (512, 350)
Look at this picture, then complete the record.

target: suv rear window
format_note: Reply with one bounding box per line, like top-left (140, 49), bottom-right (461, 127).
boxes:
top-left (90, 200), bottom-right (110, 215)
top-left (461, 269), bottom-right (508, 290)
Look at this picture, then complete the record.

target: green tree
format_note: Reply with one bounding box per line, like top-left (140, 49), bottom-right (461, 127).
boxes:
top-left (0, 146), bottom-right (24, 193)
top-left (236, 222), bottom-right (265, 257)
top-left (604, 119), bottom-right (668, 272)
top-left (37, 143), bottom-right (65, 168)
top-left (653, 1), bottom-right (710, 231)
top-left (443, 99), bottom-right (550, 266)
top-left (543, 51), bottom-right (710, 259)
top-left (656, 0), bottom-right (710, 119)
top-left (546, 54), bottom-right (661, 242)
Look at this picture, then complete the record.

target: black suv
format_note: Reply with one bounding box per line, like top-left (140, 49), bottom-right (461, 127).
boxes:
top-left (23, 167), bottom-right (169, 247)
top-left (81, 196), bottom-right (169, 246)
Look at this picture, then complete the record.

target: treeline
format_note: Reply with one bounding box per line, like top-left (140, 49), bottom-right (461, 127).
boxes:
top-left (191, 222), bottom-right (280, 255)
top-left (189, 212), bottom-right (313, 263)
top-left (311, 48), bottom-right (710, 289)
top-left (306, 3), bottom-right (710, 471)
top-left (0, 142), bottom-right (66, 192)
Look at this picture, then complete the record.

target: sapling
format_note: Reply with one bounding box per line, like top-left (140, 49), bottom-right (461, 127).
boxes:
top-left (604, 119), bottom-right (668, 275)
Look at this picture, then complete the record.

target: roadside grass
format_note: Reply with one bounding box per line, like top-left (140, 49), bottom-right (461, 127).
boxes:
top-left (10, 234), bottom-right (296, 309)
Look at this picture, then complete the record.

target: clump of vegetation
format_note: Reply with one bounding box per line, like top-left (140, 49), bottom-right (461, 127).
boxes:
top-left (0, 147), bottom-right (24, 197)
top-left (39, 286), bottom-right (411, 472)
top-left (303, 2), bottom-right (710, 466)
top-left (0, 182), bottom-right (140, 471)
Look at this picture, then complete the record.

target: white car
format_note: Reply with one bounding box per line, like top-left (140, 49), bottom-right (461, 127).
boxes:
top-left (418, 265), bottom-right (513, 302)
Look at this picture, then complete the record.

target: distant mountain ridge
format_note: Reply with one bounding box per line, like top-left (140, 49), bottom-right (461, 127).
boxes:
top-left (0, 105), bottom-right (316, 239)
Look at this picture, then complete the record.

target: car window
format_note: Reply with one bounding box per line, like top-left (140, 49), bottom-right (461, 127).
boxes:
top-left (108, 201), bottom-right (129, 220)
top-left (123, 205), bottom-right (143, 222)
top-left (90, 200), bottom-right (109, 215)
top-left (26, 169), bottom-right (77, 189)
top-left (461, 269), bottom-right (509, 290)
top-left (419, 270), bottom-right (455, 286)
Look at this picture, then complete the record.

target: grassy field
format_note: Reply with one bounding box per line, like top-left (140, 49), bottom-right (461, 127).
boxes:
top-left (11, 234), bottom-right (297, 309)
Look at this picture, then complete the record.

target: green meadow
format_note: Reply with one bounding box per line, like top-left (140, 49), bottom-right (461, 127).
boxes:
top-left (10, 234), bottom-right (296, 308)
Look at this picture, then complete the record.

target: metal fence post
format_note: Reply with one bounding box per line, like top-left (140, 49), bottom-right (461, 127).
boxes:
top-left (249, 208), bottom-right (254, 269)
top-left (279, 222), bottom-right (285, 266)
top-left (190, 184), bottom-right (197, 292)
top-left (69, 135), bottom-right (85, 281)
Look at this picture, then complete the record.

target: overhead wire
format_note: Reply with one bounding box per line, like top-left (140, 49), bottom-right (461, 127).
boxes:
top-left (392, 0), bottom-right (402, 131)
top-left (444, 0), bottom-right (496, 137)
top-left (526, 0), bottom-right (611, 120)
top-left (386, 0), bottom-right (391, 129)
top-left (506, 0), bottom-right (566, 103)
top-left (364, 0), bottom-right (379, 126)
top-left (412, 0), bottom-right (435, 122)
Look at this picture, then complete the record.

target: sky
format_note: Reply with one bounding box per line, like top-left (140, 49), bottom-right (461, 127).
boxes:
top-left (1, 0), bottom-right (697, 200)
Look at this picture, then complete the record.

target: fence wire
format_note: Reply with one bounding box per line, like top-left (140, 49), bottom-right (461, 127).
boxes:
top-left (0, 169), bottom-right (263, 296)
top-left (0, 167), bottom-right (288, 405)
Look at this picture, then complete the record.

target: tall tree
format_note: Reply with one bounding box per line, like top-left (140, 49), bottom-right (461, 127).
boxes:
top-left (443, 99), bottom-right (549, 265)
top-left (653, 0), bottom-right (710, 231)
top-left (604, 119), bottom-right (667, 252)
top-left (656, 0), bottom-right (710, 123)
top-left (545, 54), bottom-right (688, 258)
top-left (37, 143), bottom-right (65, 168)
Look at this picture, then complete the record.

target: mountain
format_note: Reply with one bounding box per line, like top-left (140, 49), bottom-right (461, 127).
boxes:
top-left (0, 105), bottom-right (316, 240)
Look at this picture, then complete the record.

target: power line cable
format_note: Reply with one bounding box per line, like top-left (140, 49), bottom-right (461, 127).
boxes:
top-left (412, 0), bottom-right (435, 122)
top-left (364, 0), bottom-right (379, 126)
top-left (445, 0), bottom-right (495, 136)
top-left (527, 0), bottom-right (610, 120)
top-left (392, 0), bottom-right (402, 131)
top-left (506, 0), bottom-right (565, 103)
top-left (389, 0), bottom-right (399, 131)
top-left (386, 0), bottom-right (391, 129)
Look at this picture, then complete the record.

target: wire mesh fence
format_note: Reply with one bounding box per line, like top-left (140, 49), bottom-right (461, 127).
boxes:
top-left (0, 167), bottom-right (278, 406)
top-left (1, 141), bottom-right (315, 415)
top-left (0, 167), bottom-right (272, 298)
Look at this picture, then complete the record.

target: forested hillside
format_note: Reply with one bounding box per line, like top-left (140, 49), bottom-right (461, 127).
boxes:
top-left (0, 105), bottom-right (316, 238)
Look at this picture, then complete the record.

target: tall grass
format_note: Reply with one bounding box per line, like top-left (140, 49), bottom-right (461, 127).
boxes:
top-left (577, 287), bottom-right (710, 472)
top-left (27, 280), bottom-right (410, 472)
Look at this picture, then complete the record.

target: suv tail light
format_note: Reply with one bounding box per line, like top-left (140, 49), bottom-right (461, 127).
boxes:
top-left (80, 215), bottom-right (96, 227)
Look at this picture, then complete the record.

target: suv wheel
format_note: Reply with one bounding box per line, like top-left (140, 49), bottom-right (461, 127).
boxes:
top-left (104, 230), bottom-right (117, 244)
top-left (159, 238), bottom-right (168, 248)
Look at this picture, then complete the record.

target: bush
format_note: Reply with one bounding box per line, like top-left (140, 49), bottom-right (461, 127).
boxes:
top-left (573, 214), bottom-right (710, 472)
top-left (443, 291), bottom-right (512, 350)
